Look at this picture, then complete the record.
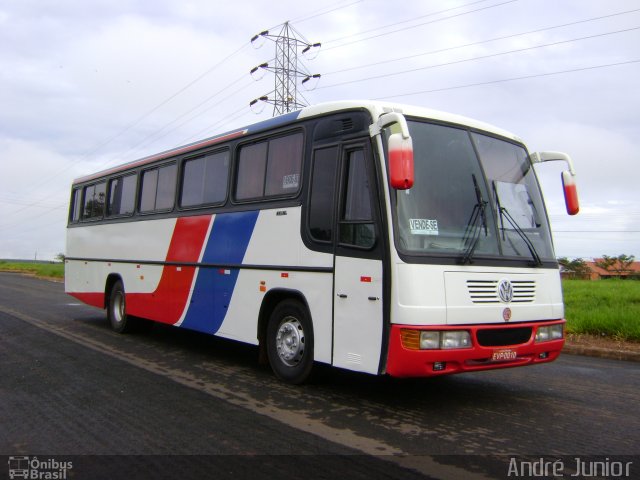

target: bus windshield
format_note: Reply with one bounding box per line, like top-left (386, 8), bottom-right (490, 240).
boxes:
top-left (389, 120), bottom-right (555, 263)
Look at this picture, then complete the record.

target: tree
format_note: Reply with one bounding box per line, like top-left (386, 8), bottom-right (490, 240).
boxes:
top-left (611, 254), bottom-right (635, 275)
top-left (595, 255), bottom-right (616, 272)
top-left (55, 253), bottom-right (66, 262)
top-left (595, 254), bottom-right (636, 277)
top-left (558, 257), bottom-right (591, 278)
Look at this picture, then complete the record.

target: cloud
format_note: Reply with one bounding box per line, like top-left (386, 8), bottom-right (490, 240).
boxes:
top-left (1, 0), bottom-right (639, 260)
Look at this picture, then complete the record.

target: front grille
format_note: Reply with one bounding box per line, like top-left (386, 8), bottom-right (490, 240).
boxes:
top-left (476, 327), bottom-right (533, 347)
top-left (511, 281), bottom-right (536, 303)
top-left (467, 280), bottom-right (536, 304)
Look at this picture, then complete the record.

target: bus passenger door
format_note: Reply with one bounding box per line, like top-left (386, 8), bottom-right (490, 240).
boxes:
top-left (332, 145), bottom-right (385, 374)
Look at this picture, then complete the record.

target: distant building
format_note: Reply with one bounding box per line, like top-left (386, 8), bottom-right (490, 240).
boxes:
top-left (585, 260), bottom-right (640, 280)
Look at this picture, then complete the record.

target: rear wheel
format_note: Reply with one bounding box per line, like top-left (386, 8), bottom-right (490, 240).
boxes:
top-left (107, 280), bottom-right (133, 333)
top-left (266, 300), bottom-right (314, 384)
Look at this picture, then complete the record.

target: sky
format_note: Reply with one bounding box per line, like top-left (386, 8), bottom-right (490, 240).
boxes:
top-left (1, 0), bottom-right (639, 261)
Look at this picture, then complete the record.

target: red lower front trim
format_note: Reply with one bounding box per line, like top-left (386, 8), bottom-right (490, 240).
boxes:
top-left (386, 320), bottom-right (565, 378)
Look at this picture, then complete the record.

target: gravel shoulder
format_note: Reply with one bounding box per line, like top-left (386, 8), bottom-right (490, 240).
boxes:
top-left (564, 333), bottom-right (640, 362)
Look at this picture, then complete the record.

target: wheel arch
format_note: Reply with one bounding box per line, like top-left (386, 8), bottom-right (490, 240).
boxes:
top-left (104, 273), bottom-right (123, 309)
top-left (257, 288), bottom-right (312, 363)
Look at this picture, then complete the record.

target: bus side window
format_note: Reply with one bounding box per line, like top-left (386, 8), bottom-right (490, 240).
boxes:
top-left (108, 173), bottom-right (137, 216)
top-left (82, 182), bottom-right (106, 220)
top-left (181, 150), bottom-right (229, 208)
top-left (265, 132), bottom-right (303, 196)
top-left (236, 142), bottom-right (268, 201)
top-left (308, 146), bottom-right (339, 242)
top-left (69, 188), bottom-right (82, 223)
top-left (140, 163), bottom-right (177, 212)
top-left (235, 132), bottom-right (303, 202)
top-left (339, 149), bottom-right (375, 249)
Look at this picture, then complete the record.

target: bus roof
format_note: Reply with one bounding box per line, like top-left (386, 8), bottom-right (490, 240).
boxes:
top-left (72, 100), bottom-right (522, 185)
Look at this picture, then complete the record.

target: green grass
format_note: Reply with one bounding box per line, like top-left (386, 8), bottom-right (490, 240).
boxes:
top-left (0, 261), bottom-right (64, 279)
top-left (0, 262), bottom-right (637, 340)
top-left (563, 279), bottom-right (640, 342)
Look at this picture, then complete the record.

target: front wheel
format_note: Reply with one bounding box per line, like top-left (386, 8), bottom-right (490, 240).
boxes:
top-left (266, 300), bottom-right (314, 384)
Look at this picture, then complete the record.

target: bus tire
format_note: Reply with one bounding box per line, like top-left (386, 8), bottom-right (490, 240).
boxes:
top-left (266, 299), bottom-right (314, 384)
top-left (107, 280), bottom-right (133, 333)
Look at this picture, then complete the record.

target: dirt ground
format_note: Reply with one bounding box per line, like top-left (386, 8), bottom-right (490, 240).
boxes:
top-left (566, 333), bottom-right (640, 352)
top-left (564, 332), bottom-right (640, 361)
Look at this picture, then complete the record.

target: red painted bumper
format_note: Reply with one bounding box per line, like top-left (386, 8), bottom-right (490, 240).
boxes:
top-left (386, 320), bottom-right (565, 377)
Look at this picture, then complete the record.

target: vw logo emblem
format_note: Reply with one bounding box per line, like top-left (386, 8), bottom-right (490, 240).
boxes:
top-left (498, 279), bottom-right (513, 303)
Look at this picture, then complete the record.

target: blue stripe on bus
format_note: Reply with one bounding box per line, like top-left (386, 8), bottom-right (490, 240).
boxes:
top-left (180, 210), bottom-right (260, 334)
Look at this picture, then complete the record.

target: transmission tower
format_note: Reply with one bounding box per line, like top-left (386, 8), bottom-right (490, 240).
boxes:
top-left (250, 22), bottom-right (321, 116)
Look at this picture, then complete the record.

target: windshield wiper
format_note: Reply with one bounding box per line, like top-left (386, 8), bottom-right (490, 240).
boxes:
top-left (497, 205), bottom-right (543, 266)
top-left (459, 175), bottom-right (487, 265)
top-left (492, 181), bottom-right (543, 266)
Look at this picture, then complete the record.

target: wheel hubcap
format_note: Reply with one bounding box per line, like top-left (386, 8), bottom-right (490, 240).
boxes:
top-left (275, 317), bottom-right (305, 367)
top-left (113, 292), bottom-right (124, 324)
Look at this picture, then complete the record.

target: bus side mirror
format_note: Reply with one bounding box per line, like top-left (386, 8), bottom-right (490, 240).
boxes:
top-left (561, 170), bottom-right (579, 215)
top-left (388, 133), bottom-right (414, 190)
top-left (530, 151), bottom-right (579, 215)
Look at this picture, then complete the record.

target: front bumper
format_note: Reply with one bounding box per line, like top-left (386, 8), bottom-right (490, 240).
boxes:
top-left (386, 320), bottom-right (565, 377)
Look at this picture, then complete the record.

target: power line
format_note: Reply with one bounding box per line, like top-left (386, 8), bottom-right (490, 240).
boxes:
top-left (290, 0), bottom-right (364, 24)
top-left (80, 42), bottom-right (251, 159)
top-left (3, 45), bottom-right (257, 223)
top-left (4, 42), bottom-right (251, 219)
top-left (7, 6), bottom-right (638, 230)
top-left (373, 59), bottom-right (640, 100)
top-left (7, 216), bottom-right (68, 238)
top-left (324, 0), bottom-right (520, 51)
top-left (319, 26), bottom-right (640, 90)
top-left (45, 43), bottom-right (251, 185)
top-left (323, 0), bottom-right (499, 45)
top-left (178, 104), bottom-right (251, 146)
top-left (0, 202), bottom-right (68, 230)
top-left (92, 75), bottom-right (256, 173)
top-left (323, 8), bottom-right (640, 76)
top-left (0, 198), bottom-right (66, 210)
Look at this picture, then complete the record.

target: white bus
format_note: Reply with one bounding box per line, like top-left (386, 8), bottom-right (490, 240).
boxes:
top-left (66, 100), bottom-right (579, 384)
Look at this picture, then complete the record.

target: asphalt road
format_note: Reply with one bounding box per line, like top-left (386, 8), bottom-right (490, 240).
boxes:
top-left (1, 273), bottom-right (638, 480)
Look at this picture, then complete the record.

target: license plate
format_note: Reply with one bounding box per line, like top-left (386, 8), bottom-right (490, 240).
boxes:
top-left (491, 349), bottom-right (517, 362)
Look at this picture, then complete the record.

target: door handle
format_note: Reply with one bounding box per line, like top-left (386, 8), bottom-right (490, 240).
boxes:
top-left (337, 293), bottom-right (348, 298)
top-left (368, 296), bottom-right (379, 301)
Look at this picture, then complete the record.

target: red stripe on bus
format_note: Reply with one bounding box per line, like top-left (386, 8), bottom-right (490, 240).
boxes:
top-left (126, 215), bottom-right (211, 323)
top-left (69, 292), bottom-right (105, 308)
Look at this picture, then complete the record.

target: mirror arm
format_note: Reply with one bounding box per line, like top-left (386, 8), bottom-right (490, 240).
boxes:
top-left (369, 112), bottom-right (411, 139)
top-left (530, 151), bottom-right (576, 176)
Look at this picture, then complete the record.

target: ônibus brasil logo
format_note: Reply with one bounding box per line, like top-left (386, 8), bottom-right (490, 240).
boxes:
top-left (8, 456), bottom-right (73, 480)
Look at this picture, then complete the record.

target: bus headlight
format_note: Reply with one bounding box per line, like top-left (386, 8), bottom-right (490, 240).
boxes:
top-left (535, 324), bottom-right (564, 343)
top-left (441, 331), bottom-right (472, 349)
top-left (400, 329), bottom-right (473, 350)
top-left (419, 331), bottom-right (472, 350)
top-left (419, 331), bottom-right (440, 349)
